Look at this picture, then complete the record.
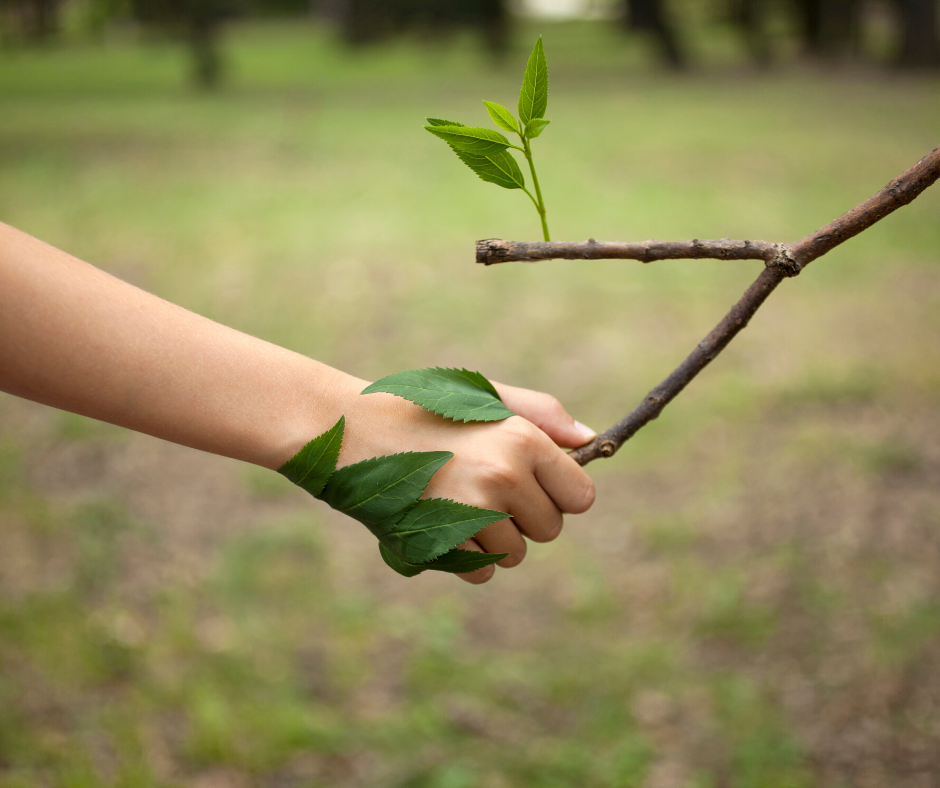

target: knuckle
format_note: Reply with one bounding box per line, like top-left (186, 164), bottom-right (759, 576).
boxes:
top-left (482, 461), bottom-right (521, 491)
top-left (502, 416), bottom-right (538, 448)
top-left (541, 393), bottom-right (566, 419)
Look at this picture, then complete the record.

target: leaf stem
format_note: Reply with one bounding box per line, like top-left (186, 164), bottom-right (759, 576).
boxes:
top-left (522, 187), bottom-right (541, 213)
top-left (521, 136), bottom-right (550, 241)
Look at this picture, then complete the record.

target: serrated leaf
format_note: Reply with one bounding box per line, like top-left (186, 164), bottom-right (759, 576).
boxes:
top-left (425, 125), bottom-right (511, 156)
top-left (379, 498), bottom-right (507, 563)
top-left (424, 547), bottom-right (508, 573)
top-left (483, 100), bottom-right (519, 134)
top-left (518, 36), bottom-right (549, 125)
top-left (380, 543), bottom-right (427, 577)
top-left (524, 118), bottom-right (551, 139)
top-left (361, 367), bottom-right (514, 423)
top-left (426, 117), bottom-right (464, 127)
top-left (319, 451), bottom-right (452, 532)
top-left (451, 148), bottom-right (525, 190)
top-left (380, 543), bottom-right (508, 577)
top-left (277, 416), bottom-right (343, 498)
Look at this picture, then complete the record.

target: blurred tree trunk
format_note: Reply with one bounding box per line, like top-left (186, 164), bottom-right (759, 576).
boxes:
top-left (620, 0), bottom-right (686, 69)
top-left (28, 0), bottom-right (57, 41)
top-left (0, 0), bottom-right (61, 43)
top-left (326, 0), bottom-right (509, 58)
top-left (731, 0), bottom-right (772, 67)
top-left (189, 12), bottom-right (223, 88)
top-left (895, 0), bottom-right (940, 67)
top-left (476, 0), bottom-right (508, 59)
top-left (131, 0), bottom-right (239, 89)
top-left (794, 0), bottom-right (862, 58)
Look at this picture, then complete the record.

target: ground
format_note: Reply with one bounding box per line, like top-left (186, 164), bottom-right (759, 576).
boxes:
top-left (1, 19), bottom-right (939, 788)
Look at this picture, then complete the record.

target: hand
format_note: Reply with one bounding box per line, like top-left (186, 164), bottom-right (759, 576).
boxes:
top-left (336, 376), bottom-right (597, 584)
top-left (0, 222), bottom-right (593, 587)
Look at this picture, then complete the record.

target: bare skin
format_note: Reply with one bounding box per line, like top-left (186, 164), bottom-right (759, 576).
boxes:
top-left (0, 222), bottom-right (596, 583)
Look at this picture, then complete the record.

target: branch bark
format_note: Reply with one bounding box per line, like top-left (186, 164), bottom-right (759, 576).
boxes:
top-left (476, 145), bottom-right (940, 466)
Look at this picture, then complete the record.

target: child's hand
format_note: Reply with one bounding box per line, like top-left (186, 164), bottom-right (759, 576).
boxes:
top-left (0, 222), bottom-right (593, 585)
top-left (336, 377), bottom-right (597, 584)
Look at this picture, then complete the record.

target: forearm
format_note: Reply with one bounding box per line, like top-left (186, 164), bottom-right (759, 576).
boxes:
top-left (0, 222), bottom-right (357, 470)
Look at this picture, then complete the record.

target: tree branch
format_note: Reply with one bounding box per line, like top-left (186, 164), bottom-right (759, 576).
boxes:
top-left (477, 145), bottom-right (940, 466)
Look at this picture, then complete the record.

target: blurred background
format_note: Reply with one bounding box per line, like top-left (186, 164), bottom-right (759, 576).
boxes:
top-left (1, 1), bottom-right (939, 786)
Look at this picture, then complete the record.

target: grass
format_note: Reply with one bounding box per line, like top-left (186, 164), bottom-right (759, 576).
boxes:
top-left (1, 17), bottom-right (939, 788)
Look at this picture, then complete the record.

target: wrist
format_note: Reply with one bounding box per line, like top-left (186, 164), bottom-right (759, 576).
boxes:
top-left (255, 359), bottom-right (366, 471)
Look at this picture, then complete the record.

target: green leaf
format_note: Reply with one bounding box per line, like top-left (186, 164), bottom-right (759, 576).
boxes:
top-left (425, 125), bottom-right (511, 156)
top-left (483, 100), bottom-right (519, 134)
top-left (379, 498), bottom-right (507, 563)
top-left (379, 543), bottom-right (427, 577)
top-left (277, 416), bottom-right (343, 498)
top-left (424, 548), bottom-right (508, 573)
top-left (426, 117), bottom-right (464, 127)
top-left (451, 148), bottom-right (525, 190)
top-left (524, 118), bottom-right (551, 139)
top-left (518, 36), bottom-right (549, 125)
top-left (318, 451), bottom-right (452, 532)
top-left (380, 543), bottom-right (508, 577)
top-left (361, 367), bottom-right (514, 423)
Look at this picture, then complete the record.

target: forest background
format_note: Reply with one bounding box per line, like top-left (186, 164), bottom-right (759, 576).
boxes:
top-left (1, 1), bottom-right (939, 786)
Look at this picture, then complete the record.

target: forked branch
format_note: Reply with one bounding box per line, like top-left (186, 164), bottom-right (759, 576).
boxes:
top-left (476, 145), bottom-right (940, 466)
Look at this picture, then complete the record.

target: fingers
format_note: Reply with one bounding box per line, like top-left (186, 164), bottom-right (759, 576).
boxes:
top-left (534, 443), bottom-right (596, 515)
top-left (473, 517), bottom-right (528, 567)
top-left (492, 381), bottom-right (596, 449)
top-left (462, 422), bottom-right (593, 577)
top-left (490, 416), bottom-right (596, 515)
top-left (431, 411), bottom-right (597, 586)
top-left (454, 538), bottom-right (497, 585)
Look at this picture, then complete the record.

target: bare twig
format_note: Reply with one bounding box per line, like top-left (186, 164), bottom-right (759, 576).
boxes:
top-left (477, 145), bottom-right (940, 466)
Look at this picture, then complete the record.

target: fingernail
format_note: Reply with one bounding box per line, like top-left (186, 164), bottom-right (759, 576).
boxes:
top-left (574, 421), bottom-right (597, 441)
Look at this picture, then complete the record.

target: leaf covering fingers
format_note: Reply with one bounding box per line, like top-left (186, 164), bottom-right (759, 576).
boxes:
top-left (378, 498), bottom-right (507, 563)
top-left (319, 451), bottom-right (453, 534)
top-left (278, 367), bottom-right (517, 578)
top-left (380, 544), bottom-right (508, 577)
top-left (361, 367), bottom-right (515, 422)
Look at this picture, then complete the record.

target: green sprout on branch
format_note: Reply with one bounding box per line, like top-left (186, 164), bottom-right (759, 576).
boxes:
top-left (425, 36), bottom-right (552, 241)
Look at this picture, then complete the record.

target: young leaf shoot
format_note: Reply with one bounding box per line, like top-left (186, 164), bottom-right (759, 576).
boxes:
top-left (425, 36), bottom-right (552, 241)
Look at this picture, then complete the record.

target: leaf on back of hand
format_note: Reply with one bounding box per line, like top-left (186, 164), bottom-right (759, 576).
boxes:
top-left (277, 416), bottom-right (343, 498)
top-left (379, 498), bottom-right (507, 564)
top-left (451, 148), bottom-right (525, 190)
top-left (518, 36), bottom-right (549, 125)
top-left (318, 451), bottom-right (453, 533)
top-left (525, 118), bottom-right (551, 139)
top-left (425, 125), bottom-right (512, 156)
top-left (483, 100), bottom-right (519, 134)
top-left (361, 367), bottom-right (514, 423)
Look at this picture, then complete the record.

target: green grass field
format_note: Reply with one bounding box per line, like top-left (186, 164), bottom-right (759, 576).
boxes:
top-left (1, 19), bottom-right (939, 788)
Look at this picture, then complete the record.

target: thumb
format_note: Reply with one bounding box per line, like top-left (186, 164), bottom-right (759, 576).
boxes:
top-left (491, 381), bottom-right (597, 449)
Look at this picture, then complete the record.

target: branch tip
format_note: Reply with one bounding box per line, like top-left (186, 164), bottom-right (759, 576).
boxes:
top-left (477, 146), bottom-right (940, 465)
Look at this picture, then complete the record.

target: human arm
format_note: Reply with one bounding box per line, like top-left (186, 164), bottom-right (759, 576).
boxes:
top-left (0, 221), bottom-right (596, 583)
